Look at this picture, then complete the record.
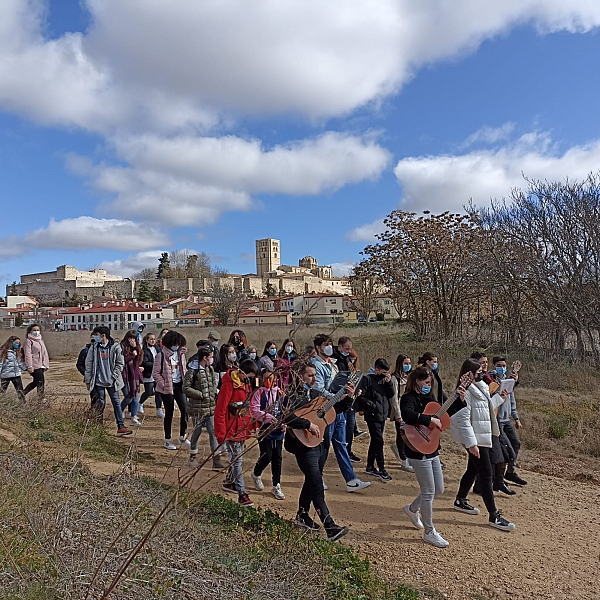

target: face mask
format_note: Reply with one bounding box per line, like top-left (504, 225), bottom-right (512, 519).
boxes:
top-left (228, 353), bottom-right (237, 362)
top-left (268, 348), bottom-right (277, 356)
top-left (285, 346), bottom-right (294, 354)
top-left (495, 367), bottom-right (506, 375)
top-left (212, 341), bottom-right (219, 348)
top-left (402, 364), bottom-right (411, 373)
top-left (207, 357), bottom-right (214, 366)
top-left (431, 362), bottom-right (438, 371)
top-left (12, 342), bottom-right (20, 349)
top-left (170, 346), bottom-right (179, 352)
top-left (31, 331), bottom-right (40, 337)
top-left (340, 351), bottom-right (349, 357)
top-left (420, 385), bottom-right (431, 395)
top-left (93, 335), bottom-right (101, 343)
top-left (264, 378), bottom-right (273, 389)
top-left (323, 345), bottom-right (333, 357)
top-left (233, 337), bottom-right (240, 345)
top-left (476, 373), bottom-right (484, 382)
top-left (248, 352), bottom-right (257, 360)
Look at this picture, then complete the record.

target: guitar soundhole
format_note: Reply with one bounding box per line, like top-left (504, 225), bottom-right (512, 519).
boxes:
top-left (316, 409), bottom-right (325, 419)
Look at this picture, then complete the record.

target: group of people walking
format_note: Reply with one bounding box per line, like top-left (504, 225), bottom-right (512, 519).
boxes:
top-left (0, 325), bottom-right (526, 546)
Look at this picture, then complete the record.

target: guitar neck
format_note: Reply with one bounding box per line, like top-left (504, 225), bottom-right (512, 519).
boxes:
top-left (433, 391), bottom-right (459, 418)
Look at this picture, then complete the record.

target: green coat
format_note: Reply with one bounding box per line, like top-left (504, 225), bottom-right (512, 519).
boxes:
top-left (183, 364), bottom-right (219, 418)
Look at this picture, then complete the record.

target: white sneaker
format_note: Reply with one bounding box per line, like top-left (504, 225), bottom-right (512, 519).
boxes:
top-left (138, 404), bottom-right (145, 415)
top-left (131, 416), bottom-right (141, 427)
top-left (423, 528), bottom-right (449, 548)
top-left (271, 483), bottom-right (285, 500)
top-left (403, 504), bottom-right (424, 529)
top-left (401, 459), bottom-right (414, 473)
top-left (390, 443), bottom-right (401, 462)
top-left (156, 408), bottom-right (165, 418)
top-left (322, 479), bottom-right (328, 490)
top-left (164, 439), bottom-right (177, 450)
top-left (178, 436), bottom-right (191, 448)
top-left (346, 479), bottom-right (371, 493)
top-left (251, 471), bottom-right (264, 491)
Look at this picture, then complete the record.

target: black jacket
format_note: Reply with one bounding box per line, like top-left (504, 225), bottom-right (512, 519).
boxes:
top-left (400, 390), bottom-right (465, 460)
top-left (331, 348), bottom-right (351, 372)
top-left (284, 385), bottom-right (352, 455)
top-left (76, 344), bottom-right (91, 376)
top-left (142, 346), bottom-right (157, 379)
top-left (357, 373), bottom-right (394, 423)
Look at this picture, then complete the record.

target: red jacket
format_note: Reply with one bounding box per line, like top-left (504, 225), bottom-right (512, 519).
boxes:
top-left (214, 369), bottom-right (256, 444)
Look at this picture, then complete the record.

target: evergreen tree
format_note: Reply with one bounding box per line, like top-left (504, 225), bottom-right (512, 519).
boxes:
top-left (157, 252), bottom-right (171, 278)
top-left (138, 280), bottom-right (151, 301)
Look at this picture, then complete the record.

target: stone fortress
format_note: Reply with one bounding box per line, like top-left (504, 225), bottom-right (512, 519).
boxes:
top-left (8, 239), bottom-right (350, 303)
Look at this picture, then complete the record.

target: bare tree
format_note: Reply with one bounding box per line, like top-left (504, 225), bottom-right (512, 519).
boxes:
top-left (208, 278), bottom-right (246, 326)
top-left (131, 267), bottom-right (157, 280)
top-left (348, 262), bottom-right (378, 320)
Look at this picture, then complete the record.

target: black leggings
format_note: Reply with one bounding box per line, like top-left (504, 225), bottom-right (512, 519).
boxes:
top-left (1, 377), bottom-right (25, 402)
top-left (394, 420), bottom-right (407, 460)
top-left (457, 446), bottom-right (498, 518)
top-left (140, 381), bottom-right (162, 408)
top-left (253, 438), bottom-right (283, 486)
top-left (294, 444), bottom-right (332, 526)
top-left (23, 368), bottom-right (45, 398)
top-left (366, 420), bottom-right (386, 470)
top-left (162, 381), bottom-right (187, 440)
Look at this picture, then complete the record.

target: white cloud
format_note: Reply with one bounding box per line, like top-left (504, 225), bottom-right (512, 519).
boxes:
top-left (460, 122), bottom-right (516, 148)
top-left (70, 132), bottom-right (390, 225)
top-left (330, 261), bottom-right (355, 277)
top-left (346, 131), bottom-right (600, 242)
top-left (94, 250), bottom-right (164, 278)
top-left (0, 217), bottom-right (170, 258)
top-left (2, 1), bottom-right (600, 131)
top-left (346, 219), bottom-right (386, 242)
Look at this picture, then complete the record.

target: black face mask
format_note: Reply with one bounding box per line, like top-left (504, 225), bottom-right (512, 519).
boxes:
top-left (475, 372), bottom-right (484, 382)
top-left (233, 337), bottom-right (240, 345)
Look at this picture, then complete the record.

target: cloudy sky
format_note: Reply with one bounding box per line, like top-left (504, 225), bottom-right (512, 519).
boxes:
top-left (2, 1), bottom-right (600, 290)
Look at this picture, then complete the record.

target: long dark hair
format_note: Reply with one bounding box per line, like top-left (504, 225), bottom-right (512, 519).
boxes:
top-left (405, 367), bottom-right (432, 394)
top-left (417, 351), bottom-right (436, 365)
top-left (278, 338), bottom-right (295, 358)
top-left (262, 340), bottom-right (276, 357)
top-left (393, 354), bottom-right (410, 378)
top-left (220, 343), bottom-right (236, 369)
top-left (228, 329), bottom-right (247, 349)
top-left (0, 336), bottom-right (24, 362)
top-left (122, 330), bottom-right (143, 365)
top-left (457, 359), bottom-right (481, 388)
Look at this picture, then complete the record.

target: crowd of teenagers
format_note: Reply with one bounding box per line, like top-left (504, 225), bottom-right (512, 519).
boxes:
top-left (0, 325), bottom-right (526, 545)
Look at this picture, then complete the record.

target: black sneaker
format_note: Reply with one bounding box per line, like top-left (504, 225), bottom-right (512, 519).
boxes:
top-left (354, 429), bottom-right (367, 439)
top-left (453, 498), bottom-right (480, 515)
top-left (293, 511), bottom-right (321, 531)
top-left (494, 482), bottom-right (517, 495)
top-left (365, 466), bottom-right (379, 477)
top-left (326, 524), bottom-right (350, 542)
top-left (489, 511), bottom-right (516, 531)
top-left (505, 472), bottom-right (528, 486)
top-left (377, 469), bottom-right (392, 482)
top-left (348, 452), bottom-right (361, 463)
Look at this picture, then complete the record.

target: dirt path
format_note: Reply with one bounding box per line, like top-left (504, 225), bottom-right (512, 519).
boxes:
top-left (9, 362), bottom-right (600, 600)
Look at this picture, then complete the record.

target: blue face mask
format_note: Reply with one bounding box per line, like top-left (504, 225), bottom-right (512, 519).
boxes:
top-left (340, 351), bottom-right (349, 357)
top-left (420, 385), bottom-right (431, 395)
top-left (431, 362), bottom-right (438, 371)
top-left (170, 346), bottom-right (179, 352)
top-left (93, 335), bottom-right (101, 343)
top-left (12, 342), bottom-right (20, 349)
top-left (269, 348), bottom-right (277, 356)
top-left (402, 364), bottom-right (411, 373)
top-left (495, 367), bottom-right (506, 375)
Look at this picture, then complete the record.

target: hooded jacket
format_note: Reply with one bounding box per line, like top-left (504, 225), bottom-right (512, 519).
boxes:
top-left (0, 350), bottom-right (27, 379)
top-left (25, 335), bottom-right (49, 370)
top-left (357, 373), bottom-right (394, 423)
top-left (451, 380), bottom-right (505, 449)
top-left (84, 339), bottom-right (124, 390)
top-left (250, 385), bottom-right (285, 441)
top-left (152, 347), bottom-right (187, 395)
top-left (183, 363), bottom-right (219, 418)
top-left (213, 369), bottom-right (256, 444)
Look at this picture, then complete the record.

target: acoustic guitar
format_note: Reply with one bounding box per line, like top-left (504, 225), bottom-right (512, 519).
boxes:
top-left (292, 370), bottom-right (363, 448)
top-left (400, 372), bottom-right (474, 455)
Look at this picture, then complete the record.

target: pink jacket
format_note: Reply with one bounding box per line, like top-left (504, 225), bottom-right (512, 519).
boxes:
top-left (25, 335), bottom-right (49, 370)
top-left (250, 386), bottom-right (282, 424)
top-left (152, 347), bottom-right (187, 395)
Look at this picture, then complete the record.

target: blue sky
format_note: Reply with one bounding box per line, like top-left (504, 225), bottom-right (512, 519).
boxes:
top-left (2, 1), bottom-right (600, 293)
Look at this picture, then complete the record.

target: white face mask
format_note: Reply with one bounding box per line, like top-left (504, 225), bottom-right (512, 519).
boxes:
top-left (207, 357), bottom-right (214, 366)
top-left (285, 346), bottom-right (294, 354)
top-left (323, 345), bottom-right (333, 357)
top-left (249, 352), bottom-right (257, 360)
top-left (31, 331), bottom-right (40, 337)
top-left (228, 353), bottom-right (237, 362)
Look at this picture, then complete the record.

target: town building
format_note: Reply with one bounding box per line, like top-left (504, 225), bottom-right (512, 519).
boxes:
top-left (255, 238), bottom-right (281, 278)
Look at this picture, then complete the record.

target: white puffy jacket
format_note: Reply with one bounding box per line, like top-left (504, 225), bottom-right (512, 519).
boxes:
top-left (451, 380), bottom-right (505, 448)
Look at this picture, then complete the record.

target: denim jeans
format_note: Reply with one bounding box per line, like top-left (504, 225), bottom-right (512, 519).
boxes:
top-left (92, 385), bottom-right (125, 429)
top-left (326, 412), bottom-right (356, 483)
top-left (225, 440), bottom-right (246, 495)
top-left (408, 455), bottom-right (444, 534)
top-left (120, 385), bottom-right (139, 418)
top-left (345, 408), bottom-right (356, 453)
top-left (190, 414), bottom-right (220, 455)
